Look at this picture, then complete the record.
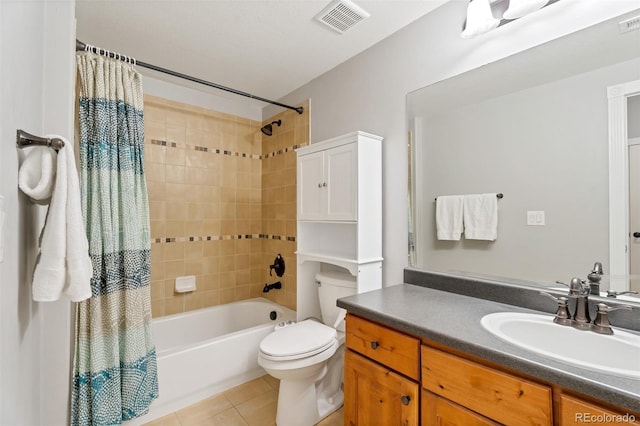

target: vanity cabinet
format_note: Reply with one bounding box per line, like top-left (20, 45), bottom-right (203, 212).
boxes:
top-left (343, 313), bottom-right (638, 425)
top-left (344, 314), bottom-right (420, 426)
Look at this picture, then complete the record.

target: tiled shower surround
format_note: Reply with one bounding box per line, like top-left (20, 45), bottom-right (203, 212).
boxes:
top-left (144, 95), bottom-right (309, 317)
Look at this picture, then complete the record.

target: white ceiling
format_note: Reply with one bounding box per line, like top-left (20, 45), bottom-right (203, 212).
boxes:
top-left (75, 1), bottom-right (449, 103)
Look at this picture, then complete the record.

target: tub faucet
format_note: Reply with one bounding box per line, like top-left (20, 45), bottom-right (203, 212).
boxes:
top-left (263, 281), bottom-right (282, 293)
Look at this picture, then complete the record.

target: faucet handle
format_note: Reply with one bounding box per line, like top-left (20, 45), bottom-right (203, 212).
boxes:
top-left (606, 290), bottom-right (639, 298)
top-left (539, 292), bottom-right (572, 326)
top-left (592, 303), bottom-right (633, 335)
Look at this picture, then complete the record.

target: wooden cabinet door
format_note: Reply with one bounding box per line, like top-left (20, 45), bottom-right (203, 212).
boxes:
top-left (297, 150), bottom-right (325, 220)
top-left (344, 350), bottom-right (419, 426)
top-left (421, 390), bottom-right (499, 426)
top-left (325, 142), bottom-right (357, 221)
top-left (559, 394), bottom-right (640, 426)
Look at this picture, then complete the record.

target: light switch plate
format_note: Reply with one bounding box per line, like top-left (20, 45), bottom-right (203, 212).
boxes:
top-left (527, 210), bottom-right (545, 226)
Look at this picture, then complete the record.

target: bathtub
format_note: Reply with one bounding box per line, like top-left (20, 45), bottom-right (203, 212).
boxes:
top-left (133, 297), bottom-right (296, 424)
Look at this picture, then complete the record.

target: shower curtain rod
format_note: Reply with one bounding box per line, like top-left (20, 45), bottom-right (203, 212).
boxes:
top-left (76, 40), bottom-right (304, 115)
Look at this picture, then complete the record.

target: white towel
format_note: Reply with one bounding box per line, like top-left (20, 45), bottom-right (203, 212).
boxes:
top-left (436, 195), bottom-right (464, 240)
top-left (463, 193), bottom-right (498, 241)
top-left (18, 136), bottom-right (93, 302)
top-left (18, 147), bottom-right (57, 201)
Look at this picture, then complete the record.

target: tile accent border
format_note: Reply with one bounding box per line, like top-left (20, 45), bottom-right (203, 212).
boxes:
top-left (152, 234), bottom-right (296, 244)
top-left (149, 138), bottom-right (302, 159)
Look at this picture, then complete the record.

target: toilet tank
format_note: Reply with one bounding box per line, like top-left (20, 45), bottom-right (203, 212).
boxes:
top-left (316, 271), bottom-right (357, 332)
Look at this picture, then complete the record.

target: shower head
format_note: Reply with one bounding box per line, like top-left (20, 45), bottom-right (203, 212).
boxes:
top-left (261, 120), bottom-right (282, 136)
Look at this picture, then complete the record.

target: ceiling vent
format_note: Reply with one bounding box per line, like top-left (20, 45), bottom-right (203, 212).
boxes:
top-left (315, 0), bottom-right (370, 34)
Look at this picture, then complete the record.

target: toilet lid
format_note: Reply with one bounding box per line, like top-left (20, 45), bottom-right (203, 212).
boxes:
top-left (260, 320), bottom-right (337, 360)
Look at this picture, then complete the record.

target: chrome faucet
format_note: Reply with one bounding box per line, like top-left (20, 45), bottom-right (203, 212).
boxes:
top-left (568, 277), bottom-right (592, 330)
top-left (587, 261), bottom-right (603, 295)
top-left (547, 277), bottom-right (634, 334)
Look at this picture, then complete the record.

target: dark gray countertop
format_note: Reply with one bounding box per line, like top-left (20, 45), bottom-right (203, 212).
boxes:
top-left (337, 283), bottom-right (640, 413)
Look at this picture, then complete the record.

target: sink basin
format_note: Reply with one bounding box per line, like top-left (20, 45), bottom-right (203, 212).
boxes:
top-left (481, 312), bottom-right (640, 379)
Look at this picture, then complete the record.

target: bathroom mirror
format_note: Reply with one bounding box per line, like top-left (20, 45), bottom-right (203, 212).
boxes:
top-left (407, 11), bottom-right (640, 302)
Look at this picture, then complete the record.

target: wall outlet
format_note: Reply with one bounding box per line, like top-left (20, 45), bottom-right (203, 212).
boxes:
top-left (527, 211), bottom-right (545, 226)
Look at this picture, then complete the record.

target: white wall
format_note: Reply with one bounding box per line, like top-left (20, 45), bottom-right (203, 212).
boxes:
top-left (143, 74), bottom-right (263, 120)
top-left (0, 1), bottom-right (76, 424)
top-left (268, 0), bottom-right (640, 287)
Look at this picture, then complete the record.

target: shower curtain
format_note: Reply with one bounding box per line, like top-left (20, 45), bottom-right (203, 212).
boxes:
top-left (72, 52), bottom-right (158, 425)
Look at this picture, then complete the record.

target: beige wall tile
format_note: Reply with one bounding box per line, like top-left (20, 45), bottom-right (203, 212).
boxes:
top-left (149, 201), bottom-right (166, 221)
top-left (165, 220), bottom-right (185, 238)
top-left (202, 289), bottom-right (220, 307)
top-left (165, 165), bottom-right (186, 184)
top-left (164, 295), bottom-right (184, 316)
top-left (165, 147), bottom-right (185, 166)
top-left (165, 260), bottom-right (185, 279)
top-left (150, 281), bottom-right (164, 301)
top-left (150, 221), bottom-right (166, 239)
top-left (164, 242), bottom-right (185, 261)
top-left (145, 144), bottom-right (166, 164)
top-left (150, 299), bottom-right (165, 319)
top-left (144, 96), bottom-right (307, 318)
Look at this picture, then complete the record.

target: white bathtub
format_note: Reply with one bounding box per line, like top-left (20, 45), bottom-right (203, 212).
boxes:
top-left (133, 297), bottom-right (296, 424)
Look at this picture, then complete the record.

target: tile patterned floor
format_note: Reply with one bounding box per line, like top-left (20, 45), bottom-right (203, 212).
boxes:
top-left (144, 375), bottom-right (344, 426)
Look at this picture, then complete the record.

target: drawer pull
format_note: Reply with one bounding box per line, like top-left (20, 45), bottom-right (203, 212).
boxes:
top-left (400, 395), bottom-right (411, 405)
top-left (370, 341), bottom-right (379, 349)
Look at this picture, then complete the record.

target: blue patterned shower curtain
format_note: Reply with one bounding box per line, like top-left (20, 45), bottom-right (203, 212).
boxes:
top-left (72, 52), bottom-right (158, 425)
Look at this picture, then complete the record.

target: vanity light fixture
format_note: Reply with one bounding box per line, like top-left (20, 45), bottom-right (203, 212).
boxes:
top-left (461, 0), bottom-right (500, 39)
top-left (462, 0), bottom-right (559, 39)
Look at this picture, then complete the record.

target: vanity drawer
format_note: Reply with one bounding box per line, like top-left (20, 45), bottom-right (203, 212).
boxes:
top-left (345, 314), bottom-right (420, 380)
top-left (421, 345), bottom-right (552, 425)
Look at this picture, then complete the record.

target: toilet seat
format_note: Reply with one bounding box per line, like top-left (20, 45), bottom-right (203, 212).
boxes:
top-left (260, 320), bottom-right (337, 361)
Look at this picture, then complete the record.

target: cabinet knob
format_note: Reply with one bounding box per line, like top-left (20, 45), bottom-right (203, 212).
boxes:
top-left (322, 182), bottom-right (327, 187)
top-left (400, 395), bottom-right (411, 406)
top-left (370, 341), bottom-right (379, 349)
top-left (318, 183), bottom-right (323, 188)
top-left (633, 232), bottom-right (640, 238)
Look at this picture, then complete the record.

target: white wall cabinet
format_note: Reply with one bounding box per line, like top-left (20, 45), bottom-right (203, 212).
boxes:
top-left (296, 131), bottom-right (383, 322)
top-left (298, 142), bottom-right (357, 221)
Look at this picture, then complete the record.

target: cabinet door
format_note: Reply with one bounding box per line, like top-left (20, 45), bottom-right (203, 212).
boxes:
top-left (421, 390), bottom-right (499, 426)
top-left (297, 150), bottom-right (325, 220)
top-left (344, 350), bottom-right (419, 426)
top-left (325, 142), bottom-right (357, 221)
top-left (559, 394), bottom-right (640, 426)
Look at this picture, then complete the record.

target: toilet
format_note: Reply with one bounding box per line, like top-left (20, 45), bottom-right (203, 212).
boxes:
top-left (258, 270), bottom-right (357, 426)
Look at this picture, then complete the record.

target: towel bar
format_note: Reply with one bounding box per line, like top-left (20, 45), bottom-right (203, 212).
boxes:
top-left (16, 129), bottom-right (65, 150)
top-left (435, 193), bottom-right (503, 201)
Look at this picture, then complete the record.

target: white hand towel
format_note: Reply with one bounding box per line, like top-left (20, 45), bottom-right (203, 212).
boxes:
top-left (463, 193), bottom-right (498, 241)
top-left (436, 195), bottom-right (464, 240)
top-left (18, 147), bottom-right (57, 201)
top-left (20, 136), bottom-right (93, 302)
